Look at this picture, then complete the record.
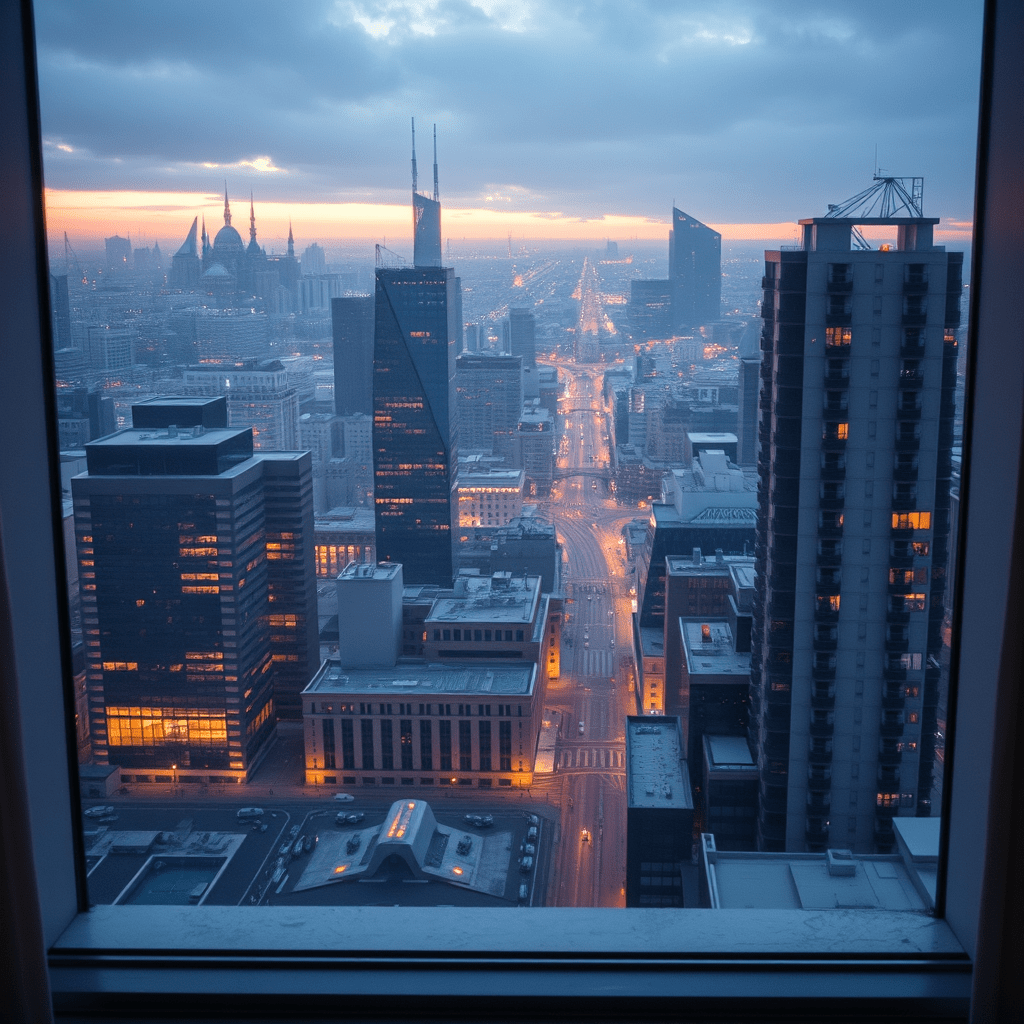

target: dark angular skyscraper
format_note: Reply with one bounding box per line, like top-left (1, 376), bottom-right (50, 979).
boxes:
top-left (669, 208), bottom-right (722, 330)
top-left (332, 295), bottom-right (374, 417)
top-left (372, 127), bottom-right (460, 585)
top-left (373, 266), bottom-right (459, 585)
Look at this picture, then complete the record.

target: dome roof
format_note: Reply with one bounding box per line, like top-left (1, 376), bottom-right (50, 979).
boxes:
top-left (203, 263), bottom-right (231, 277)
top-left (213, 225), bottom-right (244, 252)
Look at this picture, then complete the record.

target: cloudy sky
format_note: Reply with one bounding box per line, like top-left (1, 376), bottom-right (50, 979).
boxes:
top-left (35, 0), bottom-right (984, 244)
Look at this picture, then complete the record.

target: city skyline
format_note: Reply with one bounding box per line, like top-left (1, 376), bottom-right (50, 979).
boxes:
top-left (36, 1), bottom-right (981, 244)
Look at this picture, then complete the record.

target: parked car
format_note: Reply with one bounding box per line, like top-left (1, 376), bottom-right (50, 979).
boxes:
top-left (527, 814), bottom-right (540, 827)
top-left (578, 721), bottom-right (585, 734)
top-left (518, 883), bottom-right (529, 902)
top-left (521, 842), bottom-right (536, 857)
top-left (527, 826), bottom-right (538, 841)
top-left (333, 792), bottom-right (355, 803)
top-left (519, 856), bottom-right (534, 874)
top-left (83, 805), bottom-right (114, 819)
top-left (236, 807), bottom-right (264, 819)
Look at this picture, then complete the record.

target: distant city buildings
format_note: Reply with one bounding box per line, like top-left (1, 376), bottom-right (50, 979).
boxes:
top-left (331, 296), bottom-right (374, 418)
top-left (455, 352), bottom-right (524, 464)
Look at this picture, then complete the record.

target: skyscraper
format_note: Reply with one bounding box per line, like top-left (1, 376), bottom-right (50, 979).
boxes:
top-left (372, 126), bottom-right (460, 585)
top-left (749, 180), bottom-right (960, 853)
top-left (669, 208), bottom-right (721, 330)
top-left (72, 397), bottom-right (318, 782)
top-left (331, 295), bottom-right (374, 417)
top-left (508, 307), bottom-right (538, 399)
top-left (455, 352), bottom-right (524, 463)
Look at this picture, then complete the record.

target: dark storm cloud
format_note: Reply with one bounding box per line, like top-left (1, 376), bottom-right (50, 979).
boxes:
top-left (35, 0), bottom-right (983, 223)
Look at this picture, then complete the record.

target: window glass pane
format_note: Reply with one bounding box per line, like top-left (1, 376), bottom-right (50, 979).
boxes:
top-left (35, 1), bottom-right (981, 916)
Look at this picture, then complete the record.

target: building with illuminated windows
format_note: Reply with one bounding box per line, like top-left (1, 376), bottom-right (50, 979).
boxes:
top-left (455, 467), bottom-right (525, 527)
top-left (750, 190), bottom-right (961, 854)
top-left (71, 396), bottom-right (318, 782)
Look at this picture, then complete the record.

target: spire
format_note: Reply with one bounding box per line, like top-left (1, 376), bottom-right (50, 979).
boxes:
top-left (287, 221), bottom-right (295, 258)
top-left (174, 217), bottom-right (199, 259)
top-left (411, 116), bottom-right (418, 195)
top-left (249, 191), bottom-right (257, 244)
top-left (223, 182), bottom-right (232, 226)
top-left (433, 123), bottom-right (439, 203)
top-left (201, 215), bottom-right (209, 257)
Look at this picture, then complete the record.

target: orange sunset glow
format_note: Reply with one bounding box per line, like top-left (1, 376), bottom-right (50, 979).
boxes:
top-left (43, 188), bottom-right (973, 249)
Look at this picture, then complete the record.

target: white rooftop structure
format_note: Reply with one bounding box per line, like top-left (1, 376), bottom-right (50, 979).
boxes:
top-left (428, 571), bottom-right (541, 625)
top-left (700, 831), bottom-right (936, 911)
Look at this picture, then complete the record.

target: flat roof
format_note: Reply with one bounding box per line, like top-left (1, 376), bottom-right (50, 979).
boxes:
top-left (638, 626), bottom-right (664, 658)
top-left (704, 845), bottom-right (930, 912)
top-left (315, 507), bottom-right (375, 531)
top-left (87, 426), bottom-right (245, 448)
top-left (687, 432), bottom-right (738, 443)
top-left (626, 717), bottom-right (692, 810)
top-left (730, 563), bottom-right (756, 591)
top-left (681, 619), bottom-right (750, 678)
top-left (338, 561), bottom-right (401, 582)
top-left (304, 659), bottom-right (536, 697)
top-left (705, 734), bottom-right (755, 768)
top-left (428, 574), bottom-right (540, 625)
top-left (458, 469), bottom-right (525, 486)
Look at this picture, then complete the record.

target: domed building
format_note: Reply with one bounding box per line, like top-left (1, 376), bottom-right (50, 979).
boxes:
top-left (170, 187), bottom-right (298, 308)
top-left (198, 186), bottom-right (270, 301)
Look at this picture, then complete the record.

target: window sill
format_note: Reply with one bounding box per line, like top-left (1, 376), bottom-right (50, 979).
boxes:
top-left (50, 906), bottom-right (971, 1017)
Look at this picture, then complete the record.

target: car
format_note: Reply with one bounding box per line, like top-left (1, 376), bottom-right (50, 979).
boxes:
top-left (519, 856), bottom-right (534, 874)
top-left (251, 821), bottom-right (268, 833)
top-left (236, 807), bottom-right (264, 819)
top-left (292, 836), bottom-right (306, 857)
top-left (584, 641), bottom-right (589, 649)
top-left (610, 639), bottom-right (615, 647)
top-left (518, 883), bottom-right (529, 902)
top-left (83, 805), bottom-right (114, 819)
top-left (335, 812), bottom-right (349, 827)
top-left (521, 842), bottom-right (536, 857)
top-left (527, 826), bottom-right (538, 841)
top-left (578, 721), bottom-right (585, 734)
top-left (581, 828), bottom-right (591, 842)
top-left (278, 840), bottom-right (293, 857)
top-left (464, 813), bottom-right (493, 828)
top-left (527, 814), bottom-right (539, 827)
top-left (333, 792), bottom-right (355, 802)
top-left (346, 812), bottom-right (365, 824)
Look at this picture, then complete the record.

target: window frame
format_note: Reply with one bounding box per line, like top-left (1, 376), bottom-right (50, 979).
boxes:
top-left (2, 0), bottom-right (1022, 1017)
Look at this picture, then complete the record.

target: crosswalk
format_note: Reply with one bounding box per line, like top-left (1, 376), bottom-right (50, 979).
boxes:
top-left (575, 648), bottom-right (614, 677)
top-left (555, 746), bottom-right (626, 771)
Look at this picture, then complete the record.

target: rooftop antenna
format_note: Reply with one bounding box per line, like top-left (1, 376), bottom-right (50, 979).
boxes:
top-left (432, 123), bottom-right (439, 202)
top-left (411, 117), bottom-right (418, 196)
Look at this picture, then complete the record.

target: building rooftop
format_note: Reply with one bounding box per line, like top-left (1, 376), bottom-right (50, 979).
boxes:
top-left (704, 734), bottom-right (756, 769)
top-left (304, 659), bottom-right (536, 696)
top-left (687, 432), bottom-right (738, 445)
top-left (638, 626), bottom-right (664, 659)
top-left (314, 507), bottom-right (375, 532)
top-left (428, 572), bottom-right (540, 625)
top-left (338, 561), bottom-right (401, 582)
top-left (457, 468), bottom-right (525, 487)
top-left (701, 835), bottom-right (933, 911)
top-left (681, 619), bottom-right (750, 678)
top-left (626, 717), bottom-right (692, 810)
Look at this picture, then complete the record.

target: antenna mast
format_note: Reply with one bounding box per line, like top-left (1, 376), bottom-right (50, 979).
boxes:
top-left (411, 117), bottom-right (418, 195)
top-left (432, 123), bottom-right (439, 202)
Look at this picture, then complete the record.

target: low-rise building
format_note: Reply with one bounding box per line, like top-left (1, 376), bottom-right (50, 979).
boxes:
top-left (314, 507), bottom-right (376, 578)
top-left (456, 467), bottom-right (526, 528)
top-left (303, 659), bottom-right (540, 789)
top-left (702, 734), bottom-right (758, 851)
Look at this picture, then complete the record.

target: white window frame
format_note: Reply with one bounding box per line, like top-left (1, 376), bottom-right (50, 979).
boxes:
top-left (2, 0), bottom-right (1021, 1018)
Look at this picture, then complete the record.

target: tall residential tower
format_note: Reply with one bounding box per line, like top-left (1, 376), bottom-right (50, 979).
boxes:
top-left (749, 179), bottom-right (959, 854)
